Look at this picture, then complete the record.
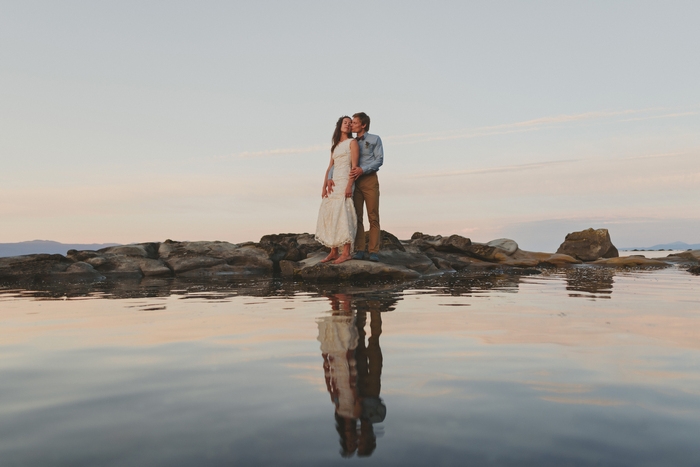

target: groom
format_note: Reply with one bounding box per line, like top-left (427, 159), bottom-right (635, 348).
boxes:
top-left (327, 112), bottom-right (384, 262)
top-left (350, 112), bottom-right (384, 262)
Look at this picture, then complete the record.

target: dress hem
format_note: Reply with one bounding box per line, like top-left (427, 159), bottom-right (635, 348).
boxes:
top-left (314, 235), bottom-right (355, 250)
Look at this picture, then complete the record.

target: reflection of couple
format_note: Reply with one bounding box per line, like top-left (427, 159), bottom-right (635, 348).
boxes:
top-left (315, 113), bottom-right (384, 264)
top-left (317, 294), bottom-right (386, 458)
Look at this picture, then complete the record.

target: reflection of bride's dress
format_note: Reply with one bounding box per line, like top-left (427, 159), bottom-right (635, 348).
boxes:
top-left (315, 138), bottom-right (358, 248)
top-left (317, 313), bottom-right (359, 418)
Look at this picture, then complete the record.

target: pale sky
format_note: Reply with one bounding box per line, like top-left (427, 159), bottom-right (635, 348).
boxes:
top-left (1, 1), bottom-right (699, 251)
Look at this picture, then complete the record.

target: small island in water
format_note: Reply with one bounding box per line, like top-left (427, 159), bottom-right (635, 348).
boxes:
top-left (1, 228), bottom-right (699, 284)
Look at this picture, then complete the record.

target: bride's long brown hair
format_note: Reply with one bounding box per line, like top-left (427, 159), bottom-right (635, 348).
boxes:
top-left (331, 116), bottom-right (352, 154)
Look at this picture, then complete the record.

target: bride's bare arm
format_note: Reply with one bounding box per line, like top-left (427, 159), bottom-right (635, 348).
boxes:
top-left (350, 140), bottom-right (359, 171)
top-left (322, 154), bottom-right (334, 198)
top-left (345, 140), bottom-right (360, 198)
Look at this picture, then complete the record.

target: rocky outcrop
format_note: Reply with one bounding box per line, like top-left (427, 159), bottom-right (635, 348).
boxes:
top-left (0, 239), bottom-right (302, 282)
top-left (0, 254), bottom-right (75, 279)
top-left (257, 233), bottom-right (326, 265)
top-left (368, 230), bottom-right (405, 251)
top-left (158, 240), bottom-right (273, 277)
top-left (666, 250), bottom-right (700, 263)
top-left (280, 251), bottom-right (423, 282)
top-left (556, 228), bottom-right (619, 261)
top-left (1, 230), bottom-right (686, 283)
top-left (281, 250), bottom-right (452, 280)
top-left (592, 256), bottom-right (669, 268)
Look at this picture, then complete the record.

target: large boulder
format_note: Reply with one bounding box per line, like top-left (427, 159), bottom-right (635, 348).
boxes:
top-left (98, 243), bottom-right (160, 259)
top-left (408, 233), bottom-right (519, 262)
top-left (363, 230), bottom-right (405, 252)
top-left (533, 253), bottom-right (582, 267)
top-left (409, 232), bottom-right (471, 253)
top-left (64, 261), bottom-right (106, 279)
top-left (158, 240), bottom-right (273, 276)
top-left (68, 243), bottom-right (171, 277)
top-left (280, 250), bottom-right (430, 281)
top-left (666, 250), bottom-right (700, 263)
top-left (556, 228), bottom-right (619, 261)
top-left (83, 254), bottom-right (144, 276)
top-left (487, 239), bottom-right (518, 256)
top-left (257, 233), bottom-right (326, 264)
top-left (0, 254), bottom-right (73, 279)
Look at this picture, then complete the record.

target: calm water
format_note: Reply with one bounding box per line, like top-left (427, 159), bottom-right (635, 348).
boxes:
top-left (1, 266), bottom-right (699, 466)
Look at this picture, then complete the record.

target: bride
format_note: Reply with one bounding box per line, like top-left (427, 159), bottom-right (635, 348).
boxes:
top-left (315, 116), bottom-right (360, 264)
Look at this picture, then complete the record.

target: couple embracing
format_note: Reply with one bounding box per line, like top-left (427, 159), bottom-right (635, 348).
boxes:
top-left (315, 112), bottom-right (384, 264)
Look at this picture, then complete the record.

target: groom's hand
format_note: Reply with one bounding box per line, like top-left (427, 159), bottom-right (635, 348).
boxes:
top-left (350, 167), bottom-right (364, 179)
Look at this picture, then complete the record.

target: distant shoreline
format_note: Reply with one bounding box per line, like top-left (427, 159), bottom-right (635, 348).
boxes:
top-left (0, 241), bottom-right (120, 258)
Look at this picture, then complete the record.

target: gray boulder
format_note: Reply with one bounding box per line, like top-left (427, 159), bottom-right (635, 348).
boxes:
top-left (362, 230), bottom-right (405, 252)
top-left (64, 262), bottom-right (106, 279)
top-left (83, 254), bottom-right (144, 276)
top-left (487, 238), bottom-right (518, 256)
top-left (409, 232), bottom-right (472, 253)
top-left (556, 228), bottom-right (619, 261)
top-left (98, 243), bottom-right (160, 259)
top-left (138, 259), bottom-right (173, 277)
top-left (158, 240), bottom-right (273, 276)
top-left (68, 243), bottom-right (171, 277)
top-left (0, 254), bottom-right (73, 278)
top-left (281, 251), bottom-right (425, 281)
top-left (667, 250), bottom-right (700, 263)
top-left (257, 233), bottom-right (326, 264)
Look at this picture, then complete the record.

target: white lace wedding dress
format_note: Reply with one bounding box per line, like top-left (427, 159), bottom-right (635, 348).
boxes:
top-left (315, 138), bottom-right (357, 248)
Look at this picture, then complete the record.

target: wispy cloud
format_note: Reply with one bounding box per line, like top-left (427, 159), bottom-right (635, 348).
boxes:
top-left (219, 144), bottom-right (327, 159)
top-left (620, 111), bottom-right (698, 122)
top-left (221, 106), bottom-right (696, 159)
top-left (408, 159), bottom-right (579, 179)
top-left (385, 108), bottom-right (659, 145)
top-left (623, 150), bottom-right (694, 161)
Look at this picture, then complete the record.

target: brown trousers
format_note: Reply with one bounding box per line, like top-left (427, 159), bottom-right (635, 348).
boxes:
top-left (353, 172), bottom-right (380, 253)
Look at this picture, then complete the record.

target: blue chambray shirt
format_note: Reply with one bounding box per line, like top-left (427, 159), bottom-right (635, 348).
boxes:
top-left (328, 133), bottom-right (384, 179)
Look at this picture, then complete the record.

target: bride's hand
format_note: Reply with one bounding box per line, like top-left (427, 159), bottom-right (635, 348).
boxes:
top-left (345, 184), bottom-right (353, 198)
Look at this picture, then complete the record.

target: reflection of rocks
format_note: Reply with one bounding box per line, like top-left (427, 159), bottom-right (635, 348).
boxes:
top-left (416, 271), bottom-right (525, 297)
top-left (565, 268), bottom-right (615, 298)
top-left (556, 228), bottom-right (619, 261)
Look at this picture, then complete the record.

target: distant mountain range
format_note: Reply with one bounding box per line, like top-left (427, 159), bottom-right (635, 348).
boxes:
top-left (621, 241), bottom-right (700, 251)
top-left (0, 240), bottom-right (120, 258)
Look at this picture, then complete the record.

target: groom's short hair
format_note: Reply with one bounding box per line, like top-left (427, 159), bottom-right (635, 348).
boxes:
top-left (353, 112), bottom-right (370, 132)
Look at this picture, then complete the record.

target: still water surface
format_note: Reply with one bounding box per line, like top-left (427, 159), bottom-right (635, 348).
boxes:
top-left (1, 267), bottom-right (699, 466)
